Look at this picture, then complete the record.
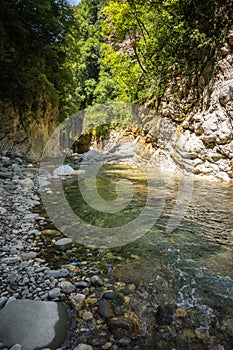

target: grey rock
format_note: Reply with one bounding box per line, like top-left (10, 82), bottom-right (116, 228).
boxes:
top-left (21, 251), bottom-right (37, 260)
top-left (23, 214), bottom-right (39, 220)
top-left (0, 297), bottom-right (7, 309)
top-left (46, 269), bottom-right (70, 278)
top-left (12, 164), bottom-right (22, 174)
top-left (60, 280), bottom-right (76, 294)
top-left (54, 238), bottom-right (73, 251)
top-left (2, 257), bottom-right (21, 264)
top-left (0, 207), bottom-right (7, 215)
top-left (0, 300), bottom-right (68, 350)
top-left (48, 288), bottom-right (61, 299)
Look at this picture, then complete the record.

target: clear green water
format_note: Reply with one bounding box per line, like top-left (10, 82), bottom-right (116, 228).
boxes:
top-left (48, 164), bottom-right (233, 347)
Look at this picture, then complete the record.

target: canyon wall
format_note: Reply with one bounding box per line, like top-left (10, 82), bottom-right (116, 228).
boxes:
top-left (0, 100), bottom-right (59, 162)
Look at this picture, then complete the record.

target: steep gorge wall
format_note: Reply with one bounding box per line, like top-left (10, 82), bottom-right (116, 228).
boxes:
top-left (156, 30), bottom-right (233, 180)
top-left (0, 100), bottom-right (59, 161)
top-left (82, 35), bottom-right (233, 181)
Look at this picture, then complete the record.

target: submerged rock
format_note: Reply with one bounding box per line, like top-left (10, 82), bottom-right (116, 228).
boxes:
top-left (98, 299), bottom-right (115, 319)
top-left (108, 314), bottom-right (140, 333)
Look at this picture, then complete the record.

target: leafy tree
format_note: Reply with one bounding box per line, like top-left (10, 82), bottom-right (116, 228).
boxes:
top-left (101, 0), bottom-right (233, 108)
top-left (0, 0), bottom-right (73, 118)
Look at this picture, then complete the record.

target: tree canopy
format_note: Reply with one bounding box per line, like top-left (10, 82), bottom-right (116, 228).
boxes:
top-left (0, 0), bottom-right (232, 119)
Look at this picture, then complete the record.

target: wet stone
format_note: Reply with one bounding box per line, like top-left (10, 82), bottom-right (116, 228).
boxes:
top-left (155, 304), bottom-right (176, 326)
top-left (98, 299), bottom-right (115, 319)
top-left (108, 316), bottom-right (140, 333)
top-left (91, 275), bottom-right (104, 287)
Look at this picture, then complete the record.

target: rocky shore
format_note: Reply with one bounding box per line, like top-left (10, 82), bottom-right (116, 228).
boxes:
top-left (1, 150), bottom-right (233, 350)
top-left (0, 151), bottom-right (146, 350)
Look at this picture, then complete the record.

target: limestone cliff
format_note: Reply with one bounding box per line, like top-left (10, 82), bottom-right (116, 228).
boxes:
top-left (156, 29), bottom-right (233, 180)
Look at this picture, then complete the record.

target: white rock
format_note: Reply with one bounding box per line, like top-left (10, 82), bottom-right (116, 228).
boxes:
top-left (74, 344), bottom-right (93, 350)
top-left (19, 178), bottom-right (34, 188)
top-left (53, 165), bottom-right (75, 177)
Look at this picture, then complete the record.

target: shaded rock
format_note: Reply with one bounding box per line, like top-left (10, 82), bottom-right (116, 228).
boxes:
top-left (98, 299), bottom-right (115, 319)
top-left (9, 345), bottom-right (22, 350)
top-left (91, 275), bottom-right (103, 287)
top-left (0, 297), bottom-right (7, 309)
top-left (74, 281), bottom-right (90, 288)
top-left (0, 171), bottom-right (12, 179)
top-left (0, 300), bottom-right (68, 350)
top-left (224, 318), bottom-right (233, 337)
top-left (103, 291), bottom-right (124, 305)
top-left (155, 304), bottom-right (176, 326)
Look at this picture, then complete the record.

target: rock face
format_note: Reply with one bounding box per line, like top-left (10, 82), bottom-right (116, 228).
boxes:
top-left (0, 100), bottom-right (59, 162)
top-left (157, 36), bottom-right (233, 180)
top-left (77, 52), bottom-right (233, 181)
top-left (0, 300), bottom-right (68, 350)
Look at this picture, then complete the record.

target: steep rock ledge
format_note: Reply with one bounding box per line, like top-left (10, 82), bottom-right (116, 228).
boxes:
top-left (0, 101), bottom-right (59, 161)
top-left (86, 35), bottom-right (233, 181)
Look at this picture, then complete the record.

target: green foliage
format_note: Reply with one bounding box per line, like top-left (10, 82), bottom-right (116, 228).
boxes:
top-left (101, 0), bottom-right (233, 108)
top-left (0, 0), bottom-right (73, 118)
top-left (1, 0), bottom-right (232, 122)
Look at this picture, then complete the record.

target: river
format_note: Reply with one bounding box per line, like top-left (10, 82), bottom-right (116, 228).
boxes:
top-left (52, 163), bottom-right (233, 349)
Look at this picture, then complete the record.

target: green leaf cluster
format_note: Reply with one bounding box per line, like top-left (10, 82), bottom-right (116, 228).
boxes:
top-left (0, 0), bottom-right (73, 118)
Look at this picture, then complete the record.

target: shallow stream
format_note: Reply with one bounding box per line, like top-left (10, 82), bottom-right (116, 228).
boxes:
top-left (40, 163), bottom-right (233, 349)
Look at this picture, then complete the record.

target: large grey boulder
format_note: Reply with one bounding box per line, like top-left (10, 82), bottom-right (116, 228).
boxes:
top-left (0, 300), bottom-right (68, 350)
